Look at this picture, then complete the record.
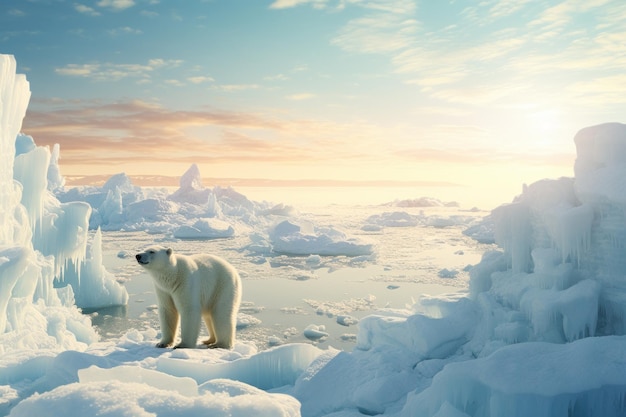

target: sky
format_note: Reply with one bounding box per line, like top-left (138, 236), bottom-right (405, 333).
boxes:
top-left (2, 0), bottom-right (625, 208)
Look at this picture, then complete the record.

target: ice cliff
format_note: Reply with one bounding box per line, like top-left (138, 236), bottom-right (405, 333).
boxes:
top-left (0, 55), bottom-right (126, 356)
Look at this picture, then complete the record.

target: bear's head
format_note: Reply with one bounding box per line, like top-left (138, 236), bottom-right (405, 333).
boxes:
top-left (135, 246), bottom-right (173, 270)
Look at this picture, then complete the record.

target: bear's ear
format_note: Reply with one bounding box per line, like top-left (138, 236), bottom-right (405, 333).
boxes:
top-left (166, 248), bottom-right (173, 256)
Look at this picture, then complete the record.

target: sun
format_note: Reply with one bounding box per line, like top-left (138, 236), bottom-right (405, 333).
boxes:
top-left (530, 109), bottom-right (562, 134)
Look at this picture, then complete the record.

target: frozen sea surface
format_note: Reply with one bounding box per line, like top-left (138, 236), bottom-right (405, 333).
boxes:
top-left (94, 203), bottom-right (492, 351)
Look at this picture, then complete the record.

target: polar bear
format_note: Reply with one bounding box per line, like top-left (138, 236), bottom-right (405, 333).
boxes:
top-left (135, 245), bottom-right (241, 349)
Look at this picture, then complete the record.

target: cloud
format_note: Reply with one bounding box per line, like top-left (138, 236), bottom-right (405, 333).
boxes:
top-left (269, 0), bottom-right (329, 10)
top-left (187, 76), bottom-right (215, 84)
top-left (55, 59), bottom-right (183, 82)
top-left (264, 74), bottom-right (289, 81)
top-left (461, 0), bottom-right (533, 25)
top-left (20, 99), bottom-right (334, 171)
top-left (214, 84), bottom-right (261, 92)
top-left (567, 74), bottom-right (626, 105)
top-left (9, 9), bottom-right (25, 17)
top-left (55, 64), bottom-right (100, 77)
top-left (286, 93), bottom-right (316, 100)
top-left (297, 0), bottom-right (626, 110)
top-left (165, 79), bottom-right (185, 87)
top-left (107, 26), bottom-right (143, 36)
top-left (331, 1), bottom-right (418, 54)
top-left (75, 4), bottom-right (101, 16)
top-left (97, 0), bottom-right (135, 11)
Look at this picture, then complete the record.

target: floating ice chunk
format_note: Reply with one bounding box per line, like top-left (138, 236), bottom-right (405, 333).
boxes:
top-left (173, 218), bottom-right (235, 239)
top-left (236, 313), bottom-right (261, 329)
top-left (389, 197), bottom-right (457, 207)
top-left (438, 268), bottom-right (458, 279)
top-left (340, 334), bottom-right (357, 342)
top-left (268, 336), bottom-right (283, 347)
top-left (306, 254), bottom-right (322, 265)
top-left (361, 224), bottom-right (383, 232)
top-left (270, 219), bottom-right (375, 256)
top-left (304, 324), bottom-right (329, 340)
top-left (337, 315), bottom-right (359, 326)
top-left (365, 211), bottom-right (418, 227)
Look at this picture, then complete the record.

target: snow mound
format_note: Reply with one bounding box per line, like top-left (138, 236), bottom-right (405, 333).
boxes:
top-left (173, 218), bottom-right (235, 240)
top-left (365, 211), bottom-right (418, 227)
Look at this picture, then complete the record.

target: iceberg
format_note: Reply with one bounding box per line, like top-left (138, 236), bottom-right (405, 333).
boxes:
top-left (0, 54), bottom-right (125, 360)
top-left (292, 122), bottom-right (626, 417)
top-left (269, 219), bottom-right (375, 256)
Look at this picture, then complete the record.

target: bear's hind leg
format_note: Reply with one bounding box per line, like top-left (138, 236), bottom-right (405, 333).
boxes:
top-left (209, 308), bottom-right (236, 349)
top-left (202, 313), bottom-right (217, 346)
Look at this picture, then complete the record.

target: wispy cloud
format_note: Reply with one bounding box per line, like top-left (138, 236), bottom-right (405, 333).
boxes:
top-left (264, 73), bottom-right (289, 81)
top-left (75, 4), bottom-right (101, 16)
top-left (97, 0), bottom-right (135, 11)
top-left (269, 0), bottom-right (330, 10)
top-left (567, 73), bottom-right (626, 105)
top-left (286, 93), bottom-right (316, 100)
top-left (55, 59), bottom-right (183, 82)
top-left (278, 0), bottom-right (626, 109)
top-left (21, 99), bottom-right (326, 169)
top-left (331, 1), bottom-right (418, 54)
top-left (187, 76), bottom-right (214, 84)
top-left (107, 26), bottom-right (143, 36)
top-left (214, 84), bottom-right (261, 92)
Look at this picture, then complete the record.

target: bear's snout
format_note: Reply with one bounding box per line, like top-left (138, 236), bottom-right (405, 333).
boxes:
top-left (136, 253), bottom-right (149, 265)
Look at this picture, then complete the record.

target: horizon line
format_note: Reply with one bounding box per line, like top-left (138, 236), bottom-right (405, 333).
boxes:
top-left (64, 174), bottom-right (463, 189)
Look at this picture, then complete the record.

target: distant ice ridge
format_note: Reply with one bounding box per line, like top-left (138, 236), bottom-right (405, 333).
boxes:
top-left (57, 162), bottom-right (376, 257)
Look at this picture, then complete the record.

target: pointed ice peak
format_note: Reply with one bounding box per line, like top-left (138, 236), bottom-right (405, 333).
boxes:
top-left (102, 173), bottom-right (135, 194)
top-left (179, 163), bottom-right (204, 191)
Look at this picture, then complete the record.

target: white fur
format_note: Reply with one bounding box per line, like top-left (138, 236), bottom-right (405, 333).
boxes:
top-left (136, 245), bottom-right (241, 349)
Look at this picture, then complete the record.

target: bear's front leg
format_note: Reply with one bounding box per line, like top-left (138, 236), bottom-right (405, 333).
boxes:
top-left (174, 303), bottom-right (202, 349)
top-left (155, 288), bottom-right (179, 348)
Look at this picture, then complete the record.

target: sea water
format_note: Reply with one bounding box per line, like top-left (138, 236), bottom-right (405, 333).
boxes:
top-left (92, 200), bottom-right (494, 351)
